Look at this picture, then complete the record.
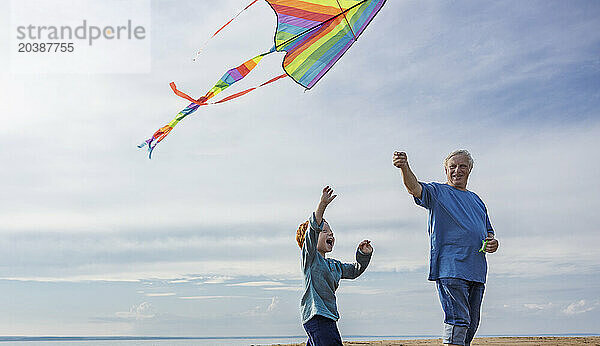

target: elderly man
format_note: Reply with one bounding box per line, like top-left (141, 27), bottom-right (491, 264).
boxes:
top-left (393, 150), bottom-right (498, 346)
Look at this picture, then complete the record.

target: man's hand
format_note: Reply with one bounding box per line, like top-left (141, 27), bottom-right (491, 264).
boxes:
top-left (393, 151), bottom-right (422, 198)
top-left (358, 240), bottom-right (373, 255)
top-left (485, 234), bottom-right (499, 253)
top-left (393, 151), bottom-right (409, 170)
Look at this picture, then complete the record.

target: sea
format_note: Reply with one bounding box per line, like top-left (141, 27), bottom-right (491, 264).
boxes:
top-left (0, 335), bottom-right (597, 345)
top-left (0, 335), bottom-right (435, 346)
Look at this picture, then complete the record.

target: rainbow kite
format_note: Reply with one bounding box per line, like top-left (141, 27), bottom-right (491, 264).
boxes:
top-left (139, 0), bottom-right (386, 157)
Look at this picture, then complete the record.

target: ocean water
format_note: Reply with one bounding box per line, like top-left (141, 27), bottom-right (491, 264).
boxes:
top-left (0, 336), bottom-right (435, 345)
top-left (2, 335), bottom-right (599, 345)
top-left (2, 335), bottom-right (598, 345)
top-left (0, 339), bottom-right (304, 346)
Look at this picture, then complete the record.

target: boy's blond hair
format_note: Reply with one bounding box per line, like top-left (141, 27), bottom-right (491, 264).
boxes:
top-left (296, 221), bottom-right (309, 249)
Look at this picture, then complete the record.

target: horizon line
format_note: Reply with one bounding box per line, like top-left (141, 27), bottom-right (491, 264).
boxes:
top-left (0, 333), bottom-right (599, 342)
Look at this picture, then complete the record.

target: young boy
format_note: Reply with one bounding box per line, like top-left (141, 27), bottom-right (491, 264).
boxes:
top-left (296, 186), bottom-right (373, 346)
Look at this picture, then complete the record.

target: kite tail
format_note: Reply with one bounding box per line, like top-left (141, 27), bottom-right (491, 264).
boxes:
top-left (138, 125), bottom-right (172, 159)
top-left (213, 73), bottom-right (288, 104)
top-left (172, 52), bottom-right (272, 105)
top-left (138, 119), bottom-right (180, 159)
top-left (138, 102), bottom-right (202, 158)
top-left (140, 49), bottom-right (282, 158)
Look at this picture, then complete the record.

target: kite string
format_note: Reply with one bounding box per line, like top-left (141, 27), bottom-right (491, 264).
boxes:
top-left (335, 0), bottom-right (358, 41)
top-left (193, 0), bottom-right (260, 61)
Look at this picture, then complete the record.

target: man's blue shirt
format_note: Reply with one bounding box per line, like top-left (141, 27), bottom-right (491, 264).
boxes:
top-left (414, 182), bottom-right (493, 283)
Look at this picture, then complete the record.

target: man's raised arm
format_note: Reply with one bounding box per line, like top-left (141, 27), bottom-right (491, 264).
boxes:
top-left (393, 151), bottom-right (422, 199)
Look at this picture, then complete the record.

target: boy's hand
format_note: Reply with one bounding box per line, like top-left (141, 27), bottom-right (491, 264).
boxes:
top-left (393, 151), bottom-right (409, 170)
top-left (319, 186), bottom-right (337, 207)
top-left (358, 240), bottom-right (373, 254)
top-left (485, 234), bottom-right (499, 253)
top-left (315, 186), bottom-right (337, 224)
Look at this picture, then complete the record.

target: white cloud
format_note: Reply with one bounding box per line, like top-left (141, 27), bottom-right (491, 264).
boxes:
top-left (227, 281), bottom-right (285, 287)
top-left (523, 303), bottom-right (555, 311)
top-left (236, 296), bottom-right (283, 317)
top-left (263, 286), bottom-right (302, 292)
top-left (202, 276), bottom-right (235, 284)
top-left (179, 295), bottom-right (246, 300)
top-left (115, 302), bottom-right (155, 320)
top-left (338, 286), bottom-right (387, 295)
top-left (0, 275), bottom-right (140, 283)
top-left (144, 293), bottom-right (176, 297)
top-left (563, 300), bottom-right (597, 315)
top-left (202, 276), bottom-right (233, 284)
top-left (267, 296), bottom-right (280, 312)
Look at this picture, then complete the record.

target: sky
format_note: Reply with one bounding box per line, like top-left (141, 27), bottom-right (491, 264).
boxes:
top-left (1, 0), bottom-right (600, 338)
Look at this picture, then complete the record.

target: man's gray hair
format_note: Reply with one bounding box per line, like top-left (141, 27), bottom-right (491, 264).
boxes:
top-left (444, 149), bottom-right (474, 170)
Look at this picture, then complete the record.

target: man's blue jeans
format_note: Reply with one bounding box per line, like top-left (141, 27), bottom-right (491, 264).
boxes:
top-left (303, 315), bottom-right (343, 346)
top-left (436, 278), bottom-right (485, 346)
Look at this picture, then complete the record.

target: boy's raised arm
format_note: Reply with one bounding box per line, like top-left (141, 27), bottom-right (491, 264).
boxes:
top-left (393, 151), bottom-right (422, 199)
top-left (304, 186), bottom-right (337, 265)
top-left (315, 186), bottom-right (337, 225)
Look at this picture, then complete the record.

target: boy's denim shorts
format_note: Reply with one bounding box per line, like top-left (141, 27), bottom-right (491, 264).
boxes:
top-left (436, 278), bottom-right (485, 346)
top-left (303, 315), bottom-right (343, 346)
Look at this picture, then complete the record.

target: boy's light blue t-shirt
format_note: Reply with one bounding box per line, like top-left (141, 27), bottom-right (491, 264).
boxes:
top-left (415, 182), bottom-right (494, 283)
top-left (300, 213), bottom-right (371, 324)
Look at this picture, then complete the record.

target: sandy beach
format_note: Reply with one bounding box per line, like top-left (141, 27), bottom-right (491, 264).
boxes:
top-left (275, 336), bottom-right (600, 345)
